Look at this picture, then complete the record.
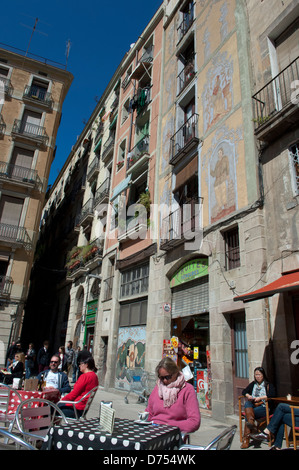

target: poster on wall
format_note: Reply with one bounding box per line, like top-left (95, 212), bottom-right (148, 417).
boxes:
top-left (196, 369), bottom-right (211, 409)
top-left (115, 326), bottom-right (146, 391)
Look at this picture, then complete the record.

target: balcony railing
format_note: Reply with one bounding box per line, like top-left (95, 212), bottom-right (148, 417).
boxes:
top-left (102, 133), bottom-right (115, 161)
top-left (94, 177), bottom-right (110, 206)
top-left (0, 223), bottom-right (33, 250)
top-left (0, 115), bottom-right (5, 136)
top-left (131, 86), bottom-right (151, 115)
top-left (23, 85), bottom-right (53, 107)
top-left (170, 113), bottom-right (200, 164)
top-left (0, 275), bottom-right (13, 296)
top-left (177, 3), bottom-right (194, 43)
top-left (12, 119), bottom-right (49, 144)
top-left (160, 197), bottom-right (203, 250)
top-left (0, 76), bottom-right (13, 97)
top-left (252, 56), bottom-right (299, 132)
top-left (0, 161), bottom-right (42, 189)
top-left (127, 135), bottom-right (150, 171)
top-left (77, 198), bottom-right (94, 227)
top-left (178, 58), bottom-right (195, 95)
top-left (86, 157), bottom-right (100, 181)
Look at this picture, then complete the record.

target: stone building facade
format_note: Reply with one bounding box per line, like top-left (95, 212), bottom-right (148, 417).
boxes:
top-left (22, 0), bottom-right (299, 422)
top-left (0, 46), bottom-right (72, 362)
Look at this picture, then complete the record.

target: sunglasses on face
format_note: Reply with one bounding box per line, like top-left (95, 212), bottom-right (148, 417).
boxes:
top-left (159, 374), bottom-right (173, 381)
top-left (50, 361), bottom-right (59, 364)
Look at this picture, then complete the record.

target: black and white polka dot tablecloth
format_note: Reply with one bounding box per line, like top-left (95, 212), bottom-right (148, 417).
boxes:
top-left (42, 417), bottom-right (182, 450)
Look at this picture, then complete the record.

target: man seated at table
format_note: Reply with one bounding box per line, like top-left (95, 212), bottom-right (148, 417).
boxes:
top-left (37, 354), bottom-right (71, 395)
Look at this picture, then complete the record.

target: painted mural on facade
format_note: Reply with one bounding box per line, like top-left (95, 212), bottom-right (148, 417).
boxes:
top-left (115, 326), bottom-right (146, 390)
top-left (202, 51), bottom-right (233, 134)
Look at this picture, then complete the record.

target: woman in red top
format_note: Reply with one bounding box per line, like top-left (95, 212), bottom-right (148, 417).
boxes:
top-left (58, 356), bottom-right (98, 418)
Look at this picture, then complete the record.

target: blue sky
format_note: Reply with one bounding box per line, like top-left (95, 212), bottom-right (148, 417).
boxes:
top-left (1, 0), bottom-right (162, 185)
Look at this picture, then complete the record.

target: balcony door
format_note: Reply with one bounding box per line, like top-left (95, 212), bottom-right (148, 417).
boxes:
top-left (10, 147), bottom-right (34, 180)
top-left (0, 196), bottom-right (23, 226)
top-left (20, 110), bottom-right (42, 136)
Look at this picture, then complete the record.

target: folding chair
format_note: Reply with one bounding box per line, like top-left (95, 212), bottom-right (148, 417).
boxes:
top-left (179, 425), bottom-right (237, 450)
top-left (0, 427), bottom-right (37, 450)
top-left (0, 383), bottom-right (23, 431)
top-left (15, 398), bottom-right (68, 447)
top-left (57, 386), bottom-right (98, 420)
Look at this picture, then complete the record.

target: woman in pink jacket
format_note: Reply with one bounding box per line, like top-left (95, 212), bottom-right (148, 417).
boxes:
top-left (145, 357), bottom-right (201, 434)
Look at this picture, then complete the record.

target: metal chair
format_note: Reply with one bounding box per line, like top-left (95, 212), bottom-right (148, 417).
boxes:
top-left (179, 425), bottom-right (237, 450)
top-left (0, 383), bottom-right (23, 430)
top-left (14, 398), bottom-right (68, 447)
top-left (0, 427), bottom-right (37, 450)
top-left (57, 386), bottom-right (98, 420)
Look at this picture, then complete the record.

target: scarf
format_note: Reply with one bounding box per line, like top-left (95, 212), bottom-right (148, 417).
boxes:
top-left (157, 372), bottom-right (186, 408)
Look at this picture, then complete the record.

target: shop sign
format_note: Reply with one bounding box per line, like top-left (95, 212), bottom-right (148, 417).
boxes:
top-left (170, 258), bottom-right (208, 288)
top-left (87, 299), bottom-right (98, 315)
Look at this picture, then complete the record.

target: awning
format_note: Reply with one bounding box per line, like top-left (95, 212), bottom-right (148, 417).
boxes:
top-left (233, 271), bottom-right (299, 303)
top-left (110, 175), bottom-right (131, 202)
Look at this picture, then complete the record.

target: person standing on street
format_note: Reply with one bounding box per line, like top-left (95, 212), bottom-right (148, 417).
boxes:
top-left (37, 340), bottom-right (51, 374)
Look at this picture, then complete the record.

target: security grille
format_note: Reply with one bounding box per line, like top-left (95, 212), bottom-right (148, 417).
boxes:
top-left (172, 276), bottom-right (209, 318)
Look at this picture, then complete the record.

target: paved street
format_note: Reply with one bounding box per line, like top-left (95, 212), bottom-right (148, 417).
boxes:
top-left (87, 386), bottom-right (276, 451)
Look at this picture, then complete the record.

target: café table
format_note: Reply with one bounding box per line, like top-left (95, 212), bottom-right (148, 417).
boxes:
top-left (42, 417), bottom-right (182, 450)
top-left (270, 396), bottom-right (299, 406)
top-left (6, 388), bottom-right (61, 415)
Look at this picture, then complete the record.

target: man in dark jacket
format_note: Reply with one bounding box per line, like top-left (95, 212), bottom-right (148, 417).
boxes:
top-left (37, 341), bottom-right (51, 373)
top-left (37, 354), bottom-right (71, 394)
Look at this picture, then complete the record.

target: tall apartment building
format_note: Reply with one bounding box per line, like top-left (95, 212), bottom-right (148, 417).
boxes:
top-left (0, 46), bottom-right (73, 362)
top-left (22, 0), bottom-right (299, 423)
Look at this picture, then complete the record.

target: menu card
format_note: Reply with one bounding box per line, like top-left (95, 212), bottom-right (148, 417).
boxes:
top-left (99, 404), bottom-right (115, 433)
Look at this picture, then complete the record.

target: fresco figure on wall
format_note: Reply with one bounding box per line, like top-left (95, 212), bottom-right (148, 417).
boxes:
top-left (202, 51), bottom-right (233, 133)
top-left (209, 141), bottom-right (237, 223)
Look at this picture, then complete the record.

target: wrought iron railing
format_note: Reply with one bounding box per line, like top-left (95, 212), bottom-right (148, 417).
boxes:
top-left (160, 197), bottom-right (202, 245)
top-left (0, 161), bottom-right (42, 189)
top-left (252, 56), bottom-right (299, 128)
top-left (12, 119), bottom-right (49, 144)
top-left (0, 76), bottom-right (13, 96)
top-left (23, 85), bottom-right (53, 107)
top-left (94, 177), bottom-right (110, 206)
top-left (170, 113), bottom-right (199, 163)
top-left (177, 3), bottom-right (194, 43)
top-left (78, 198), bottom-right (94, 225)
top-left (0, 275), bottom-right (13, 296)
top-left (177, 57), bottom-right (195, 95)
top-left (127, 135), bottom-right (150, 170)
top-left (86, 157), bottom-right (100, 180)
top-left (0, 223), bottom-right (33, 250)
top-left (102, 133), bottom-right (115, 160)
top-left (137, 45), bottom-right (154, 65)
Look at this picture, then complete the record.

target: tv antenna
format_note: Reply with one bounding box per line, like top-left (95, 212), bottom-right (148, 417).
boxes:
top-left (21, 17), bottom-right (48, 58)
